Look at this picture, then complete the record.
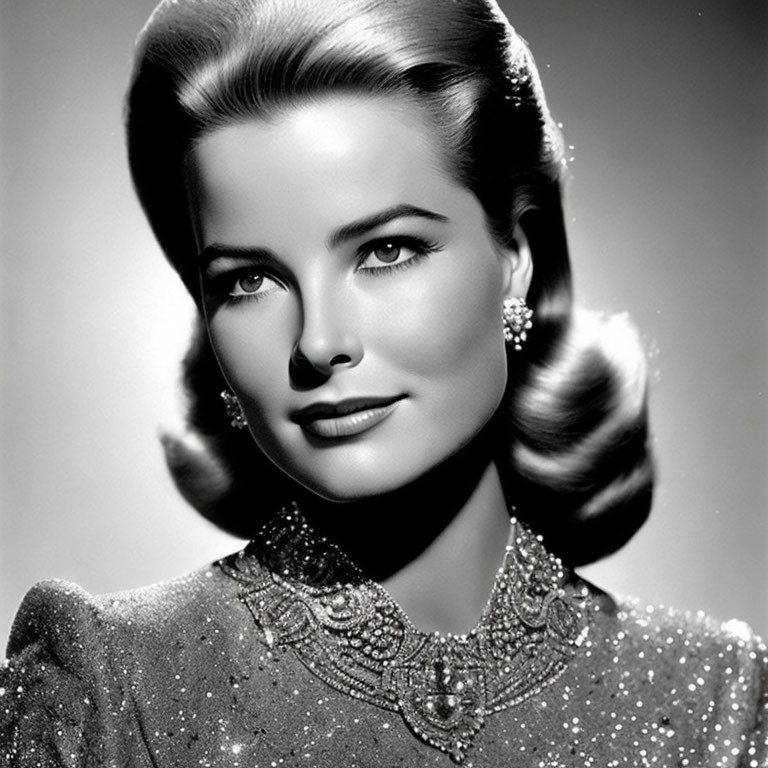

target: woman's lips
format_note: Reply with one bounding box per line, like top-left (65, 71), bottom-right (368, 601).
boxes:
top-left (291, 396), bottom-right (404, 439)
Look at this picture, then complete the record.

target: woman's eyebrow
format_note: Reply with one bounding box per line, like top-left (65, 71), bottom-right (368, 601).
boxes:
top-left (327, 204), bottom-right (449, 249)
top-left (197, 204), bottom-right (448, 265)
top-left (197, 243), bottom-right (275, 268)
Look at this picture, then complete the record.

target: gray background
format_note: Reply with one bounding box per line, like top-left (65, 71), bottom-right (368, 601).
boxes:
top-left (1, 0), bottom-right (766, 644)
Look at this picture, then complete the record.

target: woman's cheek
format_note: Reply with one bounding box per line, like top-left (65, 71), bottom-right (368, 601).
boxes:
top-left (208, 312), bottom-right (292, 400)
top-left (377, 258), bottom-right (503, 377)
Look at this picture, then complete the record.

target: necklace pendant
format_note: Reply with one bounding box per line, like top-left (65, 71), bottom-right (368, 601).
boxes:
top-left (395, 642), bottom-right (486, 762)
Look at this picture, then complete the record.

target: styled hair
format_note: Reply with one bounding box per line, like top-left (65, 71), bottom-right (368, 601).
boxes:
top-left (126, 0), bottom-right (653, 565)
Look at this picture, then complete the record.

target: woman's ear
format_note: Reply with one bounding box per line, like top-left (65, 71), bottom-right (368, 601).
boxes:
top-left (499, 221), bottom-right (534, 300)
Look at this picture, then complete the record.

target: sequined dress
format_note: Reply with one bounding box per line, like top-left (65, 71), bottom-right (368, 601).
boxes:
top-left (2, 507), bottom-right (767, 767)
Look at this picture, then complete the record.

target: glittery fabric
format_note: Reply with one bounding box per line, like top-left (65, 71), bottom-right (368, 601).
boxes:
top-left (2, 513), bottom-right (767, 767)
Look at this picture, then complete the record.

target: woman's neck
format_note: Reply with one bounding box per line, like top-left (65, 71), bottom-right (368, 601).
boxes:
top-left (380, 461), bottom-right (510, 635)
top-left (298, 431), bottom-right (513, 635)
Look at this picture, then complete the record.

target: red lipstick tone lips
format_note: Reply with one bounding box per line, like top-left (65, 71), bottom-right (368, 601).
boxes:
top-left (291, 396), bottom-right (404, 439)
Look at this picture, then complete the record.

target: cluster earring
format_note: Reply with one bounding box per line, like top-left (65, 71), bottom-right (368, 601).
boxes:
top-left (502, 297), bottom-right (534, 351)
top-left (220, 390), bottom-right (248, 429)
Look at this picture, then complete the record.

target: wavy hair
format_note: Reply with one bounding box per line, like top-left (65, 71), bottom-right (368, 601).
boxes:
top-left (126, 0), bottom-right (654, 565)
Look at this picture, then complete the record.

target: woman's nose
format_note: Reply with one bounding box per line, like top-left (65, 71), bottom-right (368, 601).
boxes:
top-left (289, 292), bottom-right (364, 382)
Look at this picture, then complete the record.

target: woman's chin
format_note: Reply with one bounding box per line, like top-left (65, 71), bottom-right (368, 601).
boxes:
top-left (285, 464), bottom-right (430, 505)
top-left (294, 477), bottom-right (411, 505)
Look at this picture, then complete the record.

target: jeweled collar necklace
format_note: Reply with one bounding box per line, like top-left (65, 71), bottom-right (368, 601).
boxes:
top-left (220, 504), bottom-right (590, 764)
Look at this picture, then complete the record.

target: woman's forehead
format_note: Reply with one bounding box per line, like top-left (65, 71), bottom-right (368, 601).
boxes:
top-left (187, 95), bottom-right (470, 249)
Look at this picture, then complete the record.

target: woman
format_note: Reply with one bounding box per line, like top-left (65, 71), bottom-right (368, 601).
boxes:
top-left (2, 0), bottom-right (766, 765)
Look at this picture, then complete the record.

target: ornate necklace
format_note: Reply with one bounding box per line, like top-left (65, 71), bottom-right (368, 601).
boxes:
top-left (220, 504), bottom-right (590, 763)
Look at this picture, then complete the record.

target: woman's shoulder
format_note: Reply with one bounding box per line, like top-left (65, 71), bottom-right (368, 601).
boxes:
top-left (585, 586), bottom-right (767, 704)
top-left (1, 557), bottom-right (251, 764)
top-left (576, 585), bottom-right (768, 759)
top-left (608, 592), bottom-right (765, 653)
top-left (585, 585), bottom-right (767, 659)
top-left (6, 555), bottom-right (248, 662)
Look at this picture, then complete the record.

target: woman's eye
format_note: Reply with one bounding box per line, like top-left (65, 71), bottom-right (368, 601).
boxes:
top-left (203, 267), bottom-right (281, 305)
top-left (359, 241), bottom-right (411, 269)
top-left (231, 272), bottom-right (266, 296)
top-left (356, 237), bottom-right (439, 272)
top-left (370, 243), bottom-right (403, 264)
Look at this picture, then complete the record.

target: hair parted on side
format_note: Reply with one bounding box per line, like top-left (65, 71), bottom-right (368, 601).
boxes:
top-left (126, 0), bottom-right (654, 566)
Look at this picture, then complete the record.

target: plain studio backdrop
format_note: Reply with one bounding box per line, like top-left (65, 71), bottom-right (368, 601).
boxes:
top-left (0, 0), bottom-right (766, 644)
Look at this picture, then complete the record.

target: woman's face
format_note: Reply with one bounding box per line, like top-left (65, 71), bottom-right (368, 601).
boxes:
top-left (189, 95), bottom-right (530, 501)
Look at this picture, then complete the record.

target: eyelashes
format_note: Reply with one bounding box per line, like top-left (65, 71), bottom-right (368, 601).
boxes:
top-left (354, 235), bottom-right (442, 276)
top-left (201, 234), bottom-right (443, 307)
top-left (202, 267), bottom-right (281, 307)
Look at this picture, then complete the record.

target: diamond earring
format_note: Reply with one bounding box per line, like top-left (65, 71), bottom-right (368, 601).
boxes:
top-left (220, 390), bottom-right (248, 429)
top-left (502, 297), bottom-right (534, 351)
